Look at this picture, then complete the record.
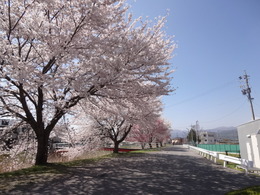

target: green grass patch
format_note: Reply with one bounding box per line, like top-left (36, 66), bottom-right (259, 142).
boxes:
top-left (0, 146), bottom-right (167, 178)
top-left (132, 146), bottom-right (168, 153)
top-left (129, 148), bottom-right (161, 153)
top-left (224, 153), bottom-right (240, 158)
top-left (0, 153), bottom-right (114, 178)
top-left (215, 159), bottom-right (245, 172)
top-left (226, 163), bottom-right (239, 169)
top-left (0, 164), bottom-right (63, 178)
top-left (226, 186), bottom-right (260, 195)
top-left (214, 153), bottom-right (244, 172)
top-left (61, 153), bottom-right (113, 166)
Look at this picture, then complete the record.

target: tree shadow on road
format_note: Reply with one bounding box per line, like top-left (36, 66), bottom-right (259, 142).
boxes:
top-left (1, 147), bottom-right (260, 195)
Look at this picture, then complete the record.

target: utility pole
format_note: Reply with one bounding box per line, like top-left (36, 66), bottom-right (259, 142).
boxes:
top-left (239, 71), bottom-right (255, 120)
top-left (195, 120), bottom-right (200, 145)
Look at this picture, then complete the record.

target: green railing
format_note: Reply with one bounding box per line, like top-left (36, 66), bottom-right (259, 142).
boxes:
top-left (197, 144), bottom-right (240, 153)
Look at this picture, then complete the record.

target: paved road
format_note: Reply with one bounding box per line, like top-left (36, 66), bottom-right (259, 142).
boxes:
top-left (1, 145), bottom-right (260, 195)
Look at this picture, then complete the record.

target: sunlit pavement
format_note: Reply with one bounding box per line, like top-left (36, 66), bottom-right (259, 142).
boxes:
top-left (2, 145), bottom-right (260, 195)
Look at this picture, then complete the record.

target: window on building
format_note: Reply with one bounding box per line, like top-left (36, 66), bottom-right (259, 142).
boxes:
top-left (1, 120), bottom-right (9, 126)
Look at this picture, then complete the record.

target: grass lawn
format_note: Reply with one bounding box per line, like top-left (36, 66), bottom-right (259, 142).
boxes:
top-left (214, 153), bottom-right (245, 172)
top-left (0, 153), bottom-right (114, 178)
top-left (226, 186), bottom-right (260, 195)
top-left (0, 146), bottom-right (164, 178)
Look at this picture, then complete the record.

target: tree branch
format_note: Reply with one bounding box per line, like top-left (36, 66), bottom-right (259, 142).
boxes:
top-left (42, 57), bottom-right (56, 74)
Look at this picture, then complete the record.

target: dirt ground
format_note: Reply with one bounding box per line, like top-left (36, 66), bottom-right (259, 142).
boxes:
top-left (0, 145), bottom-right (260, 195)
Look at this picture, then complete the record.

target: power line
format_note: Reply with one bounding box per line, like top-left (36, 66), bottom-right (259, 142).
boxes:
top-left (200, 100), bottom-right (247, 124)
top-left (165, 80), bottom-right (237, 108)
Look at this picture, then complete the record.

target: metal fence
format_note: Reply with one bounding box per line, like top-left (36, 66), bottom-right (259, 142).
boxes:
top-left (197, 144), bottom-right (240, 153)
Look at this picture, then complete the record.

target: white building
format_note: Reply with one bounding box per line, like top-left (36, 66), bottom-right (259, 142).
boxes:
top-left (0, 118), bottom-right (13, 128)
top-left (237, 119), bottom-right (260, 169)
top-left (199, 131), bottom-right (216, 144)
top-left (0, 118), bottom-right (29, 139)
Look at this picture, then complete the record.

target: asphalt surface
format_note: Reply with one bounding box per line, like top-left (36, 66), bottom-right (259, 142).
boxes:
top-left (1, 145), bottom-right (260, 195)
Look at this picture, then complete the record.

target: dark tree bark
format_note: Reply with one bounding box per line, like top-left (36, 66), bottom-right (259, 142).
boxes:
top-left (33, 109), bottom-right (65, 165)
top-left (107, 122), bottom-right (132, 154)
top-left (35, 131), bottom-right (50, 165)
top-left (113, 141), bottom-right (120, 153)
top-left (140, 142), bottom-right (145, 149)
top-left (13, 84), bottom-right (80, 165)
top-left (149, 143), bottom-right (152, 149)
top-left (160, 142), bottom-right (163, 147)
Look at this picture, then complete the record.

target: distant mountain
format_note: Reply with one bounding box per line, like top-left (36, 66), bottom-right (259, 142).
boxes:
top-left (206, 126), bottom-right (237, 132)
top-left (171, 126), bottom-right (238, 141)
top-left (171, 129), bottom-right (188, 138)
top-left (205, 127), bottom-right (238, 141)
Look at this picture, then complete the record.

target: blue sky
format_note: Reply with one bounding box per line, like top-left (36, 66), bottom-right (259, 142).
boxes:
top-left (128, 0), bottom-right (260, 130)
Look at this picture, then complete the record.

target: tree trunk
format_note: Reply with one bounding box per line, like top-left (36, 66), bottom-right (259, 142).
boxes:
top-left (35, 131), bottom-right (50, 165)
top-left (141, 142), bottom-right (145, 149)
top-left (113, 141), bottom-right (120, 153)
top-left (149, 143), bottom-right (152, 149)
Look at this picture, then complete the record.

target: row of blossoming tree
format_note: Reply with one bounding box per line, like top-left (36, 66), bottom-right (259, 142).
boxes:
top-left (66, 98), bottom-right (171, 154)
top-left (126, 118), bottom-right (171, 150)
top-left (0, 0), bottom-right (175, 166)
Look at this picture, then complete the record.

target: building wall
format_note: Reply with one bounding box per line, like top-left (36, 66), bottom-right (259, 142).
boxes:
top-left (0, 118), bottom-right (14, 128)
top-left (199, 131), bottom-right (216, 144)
top-left (237, 119), bottom-right (260, 168)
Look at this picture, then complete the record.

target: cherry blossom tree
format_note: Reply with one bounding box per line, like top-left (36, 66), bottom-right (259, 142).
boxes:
top-left (126, 124), bottom-right (150, 149)
top-left (49, 113), bottom-right (105, 161)
top-left (83, 98), bottom-right (146, 153)
top-left (0, 120), bottom-right (37, 171)
top-left (75, 95), bottom-right (162, 153)
top-left (66, 110), bottom-right (106, 151)
top-left (94, 114), bottom-right (132, 153)
top-left (153, 119), bottom-right (171, 147)
top-left (127, 117), bottom-right (171, 149)
top-left (125, 100), bottom-right (162, 149)
top-left (0, 0), bottom-right (175, 165)
top-left (128, 122), bottom-right (157, 149)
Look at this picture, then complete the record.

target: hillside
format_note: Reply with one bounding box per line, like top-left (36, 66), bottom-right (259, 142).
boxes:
top-left (171, 127), bottom-right (238, 141)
